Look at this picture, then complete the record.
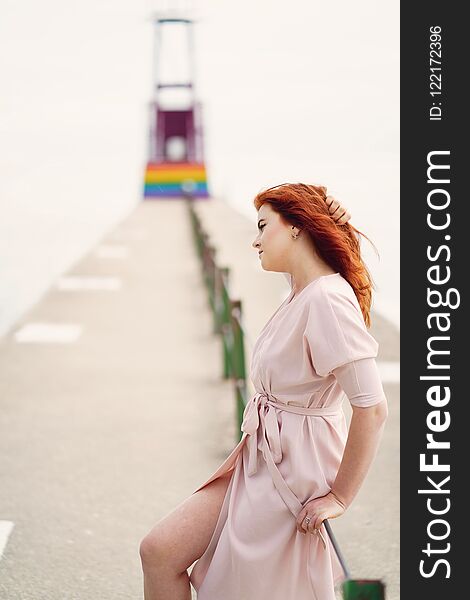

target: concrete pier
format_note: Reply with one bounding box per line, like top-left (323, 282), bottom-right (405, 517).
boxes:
top-left (0, 198), bottom-right (399, 599)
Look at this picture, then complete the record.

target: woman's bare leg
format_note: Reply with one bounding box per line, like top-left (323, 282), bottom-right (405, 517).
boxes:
top-left (139, 471), bottom-right (232, 600)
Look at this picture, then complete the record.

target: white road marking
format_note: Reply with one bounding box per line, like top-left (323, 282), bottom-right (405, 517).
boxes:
top-left (110, 228), bottom-right (147, 241)
top-left (0, 521), bottom-right (15, 560)
top-left (377, 361), bottom-right (400, 383)
top-left (14, 322), bottom-right (82, 343)
top-left (95, 245), bottom-right (129, 258)
top-left (56, 276), bottom-right (122, 290)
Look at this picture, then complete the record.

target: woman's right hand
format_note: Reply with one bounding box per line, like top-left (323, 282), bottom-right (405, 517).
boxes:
top-left (325, 195), bottom-right (351, 225)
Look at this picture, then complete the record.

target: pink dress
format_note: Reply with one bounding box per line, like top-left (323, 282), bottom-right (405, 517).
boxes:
top-left (189, 272), bottom-right (386, 599)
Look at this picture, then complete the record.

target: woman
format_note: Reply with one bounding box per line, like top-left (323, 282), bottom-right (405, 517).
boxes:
top-left (139, 183), bottom-right (388, 600)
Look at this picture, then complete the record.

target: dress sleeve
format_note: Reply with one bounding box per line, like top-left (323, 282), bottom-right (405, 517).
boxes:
top-left (332, 358), bottom-right (386, 407)
top-left (303, 281), bottom-right (379, 377)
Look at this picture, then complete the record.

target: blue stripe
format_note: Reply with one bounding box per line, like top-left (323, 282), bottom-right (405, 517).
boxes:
top-left (144, 183), bottom-right (208, 193)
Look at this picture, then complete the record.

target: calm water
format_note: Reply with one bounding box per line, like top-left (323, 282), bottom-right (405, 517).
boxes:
top-left (0, 0), bottom-right (399, 337)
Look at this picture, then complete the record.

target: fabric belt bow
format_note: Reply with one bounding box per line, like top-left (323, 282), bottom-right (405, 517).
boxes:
top-left (241, 391), bottom-right (282, 476)
top-left (240, 390), bottom-right (342, 527)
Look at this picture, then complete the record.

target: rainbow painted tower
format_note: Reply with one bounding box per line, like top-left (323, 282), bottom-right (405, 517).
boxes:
top-left (144, 16), bottom-right (209, 199)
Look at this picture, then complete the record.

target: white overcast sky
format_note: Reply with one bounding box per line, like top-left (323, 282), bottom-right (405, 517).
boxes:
top-left (0, 0), bottom-right (399, 334)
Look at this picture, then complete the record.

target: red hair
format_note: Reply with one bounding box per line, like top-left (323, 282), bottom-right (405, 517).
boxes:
top-left (253, 183), bottom-right (378, 327)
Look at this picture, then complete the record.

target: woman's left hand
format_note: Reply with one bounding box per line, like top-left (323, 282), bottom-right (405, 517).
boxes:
top-left (296, 491), bottom-right (346, 535)
top-left (325, 195), bottom-right (351, 225)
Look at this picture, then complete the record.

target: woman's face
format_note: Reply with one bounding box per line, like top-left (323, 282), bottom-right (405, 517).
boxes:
top-left (251, 203), bottom-right (294, 273)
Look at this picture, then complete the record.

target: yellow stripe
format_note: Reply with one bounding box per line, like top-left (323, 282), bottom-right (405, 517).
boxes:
top-left (145, 171), bottom-right (207, 183)
top-left (146, 166), bottom-right (206, 174)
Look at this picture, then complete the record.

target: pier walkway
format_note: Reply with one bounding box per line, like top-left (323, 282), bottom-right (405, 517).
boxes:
top-left (0, 198), bottom-right (399, 599)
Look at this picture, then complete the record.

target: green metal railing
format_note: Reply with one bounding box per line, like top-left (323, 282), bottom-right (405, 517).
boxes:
top-left (186, 198), bottom-right (248, 442)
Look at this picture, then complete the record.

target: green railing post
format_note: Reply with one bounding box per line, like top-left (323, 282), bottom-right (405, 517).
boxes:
top-left (207, 245), bottom-right (218, 331)
top-left (220, 267), bottom-right (231, 379)
top-left (231, 299), bottom-right (247, 436)
top-left (213, 266), bottom-right (222, 335)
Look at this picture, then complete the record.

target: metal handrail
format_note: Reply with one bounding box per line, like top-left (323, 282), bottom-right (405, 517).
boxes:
top-left (185, 197), bottom-right (249, 439)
